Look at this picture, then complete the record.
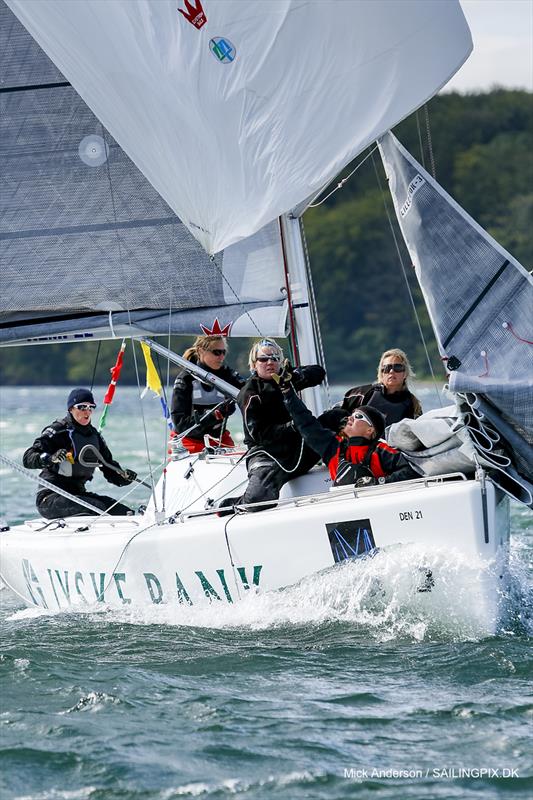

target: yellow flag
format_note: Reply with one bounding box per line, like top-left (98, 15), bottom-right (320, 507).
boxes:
top-left (140, 342), bottom-right (162, 397)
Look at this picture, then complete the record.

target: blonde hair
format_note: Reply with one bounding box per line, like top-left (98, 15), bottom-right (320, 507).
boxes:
top-left (183, 335), bottom-right (227, 363)
top-left (377, 348), bottom-right (415, 384)
top-left (248, 338), bottom-right (283, 371)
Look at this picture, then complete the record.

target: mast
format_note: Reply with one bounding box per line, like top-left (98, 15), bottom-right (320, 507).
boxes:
top-left (280, 214), bottom-right (325, 417)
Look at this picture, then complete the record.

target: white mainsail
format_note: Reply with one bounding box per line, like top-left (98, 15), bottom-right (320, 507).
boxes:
top-left (7, 0), bottom-right (472, 254)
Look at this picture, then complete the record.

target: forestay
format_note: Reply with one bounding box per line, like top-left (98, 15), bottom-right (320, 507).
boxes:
top-left (0, 1), bottom-right (287, 345)
top-left (379, 132), bottom-right (533, 503)
top-left (6, 0), bottom-right (472, 254)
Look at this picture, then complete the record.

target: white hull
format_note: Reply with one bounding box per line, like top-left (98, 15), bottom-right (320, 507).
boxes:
top-left (0, 453), bottom-right (510, 633)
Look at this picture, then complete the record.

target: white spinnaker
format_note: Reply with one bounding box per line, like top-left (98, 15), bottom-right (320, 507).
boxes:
top-left (8, 0), bottom-right (471, 254)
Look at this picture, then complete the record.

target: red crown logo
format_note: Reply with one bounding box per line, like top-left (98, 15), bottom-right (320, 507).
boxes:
top-left (178, 0), bottom-right (207, 30)
top-left (200, 318), bottom-right (231, 337)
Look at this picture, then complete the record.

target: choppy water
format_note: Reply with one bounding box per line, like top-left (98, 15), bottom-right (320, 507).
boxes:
top-left (1, 387), bottom-right (532, 799)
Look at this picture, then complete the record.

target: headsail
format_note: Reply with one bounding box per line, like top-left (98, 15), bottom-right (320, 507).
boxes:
top-left (379, 132), bottom-right (533, 500)
top-left (0, 1), bottom-right (287, 345)
top-left (6, 0), bottom-right (472, 254)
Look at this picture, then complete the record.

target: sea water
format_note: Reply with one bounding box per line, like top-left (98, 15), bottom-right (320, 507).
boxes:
top-left (0, 386), bottom-right (531, 799)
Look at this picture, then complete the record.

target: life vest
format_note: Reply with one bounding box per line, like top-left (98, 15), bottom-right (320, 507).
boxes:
top-left (328, 438), bottom-right (387, 481)
top-left (191, 377), bottom-right (227, 409)
top-left (366, 386), bottom-right (414, 425)
top-left (54, 420), bottom-right (101, 481)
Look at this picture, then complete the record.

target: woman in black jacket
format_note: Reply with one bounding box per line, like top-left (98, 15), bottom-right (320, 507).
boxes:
top-left (343, 348), bottom-right (422, 427)
top-left (282, 387), bottom-right (417, 487)
top-left (23, 387), bottom-right (136, 519)
top-left (170, 333), bottom-right (244, 452)
top-left (223, 339), bottom-right (325, 511)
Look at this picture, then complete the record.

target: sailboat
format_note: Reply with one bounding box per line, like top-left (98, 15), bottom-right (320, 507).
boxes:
top-left (1, 0), bottom-right (531, 632)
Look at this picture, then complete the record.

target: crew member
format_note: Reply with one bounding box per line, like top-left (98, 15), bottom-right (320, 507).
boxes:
top-left (343, 348), bottom-right (422, 427)
top-left (23, 388), bottom-right (137, 519)
top-left (218, 339), bottom-right (325, 512)
top-left (170, 330), bottom-right (243, 453)
top-left (283, 385), bottom-right (417, 486)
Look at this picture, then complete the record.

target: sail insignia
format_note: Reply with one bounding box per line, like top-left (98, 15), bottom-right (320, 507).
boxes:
top-left (178, 0), bottom-right (207, 31)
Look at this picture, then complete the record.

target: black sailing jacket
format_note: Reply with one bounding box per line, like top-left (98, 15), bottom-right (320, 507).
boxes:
top-left (23, 414), bottom-right (129, 496)
top-left (342, 382), bottom-right (422, 425)
top-left (283, 389), bottom-right (417, 485)
top-left (238, 365), bottom-right (325, 468)
top-left (170, 357), bottom-right (244, 439)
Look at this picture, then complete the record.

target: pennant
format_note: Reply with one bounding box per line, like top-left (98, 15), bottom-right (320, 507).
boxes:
top-left (141, 342), bottom-right (163, 397)
top-left (98, 340), bottom-right (126, 431)
top-left (140, 342), bottom-right (171, 426)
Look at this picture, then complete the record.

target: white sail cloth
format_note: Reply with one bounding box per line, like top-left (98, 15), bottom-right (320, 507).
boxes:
top-left (387, 404), bottom-right (483, 478)
top-left (7, 0), bottom-right (472, 254)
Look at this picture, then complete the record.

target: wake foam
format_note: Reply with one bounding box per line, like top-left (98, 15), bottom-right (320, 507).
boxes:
top-left (83, 545), bottom-right (512, 641)
top-left (6, 543), bottom-right (529, 642)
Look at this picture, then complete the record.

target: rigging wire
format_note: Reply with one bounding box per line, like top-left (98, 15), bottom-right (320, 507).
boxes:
top-left (370, 149), bottom-right (443, 408)
top-left (131, 339), bottom-right (160, 504)
top-left (101, 125), bottom-right (160, 506)
top-left (415, 109), bottom-right (427, 171)
top-left (299, 218), bottom-right (331, 406)
top-left (89, 340), bottom-right (102, 392)
top-left (160, 292), bottom-right (174, 516)
top-left (278, 218), bottom-right (301, 366)
top-left (208, 252), bottom-right (265, 339)
top-left (153, 345), bottom-right (175, 516)
top-left (424, 104), bottom-right (437, 179)
top-left (222, 514), bottom-right (242, 603)
top-left (102, 125), bottom-right (131, 324)
top-left (309, 145), bottom-right (379, 208)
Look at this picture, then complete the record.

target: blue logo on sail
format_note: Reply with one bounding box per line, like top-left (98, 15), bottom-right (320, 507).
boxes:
top-left (209, 37), bottom-right (236, 64)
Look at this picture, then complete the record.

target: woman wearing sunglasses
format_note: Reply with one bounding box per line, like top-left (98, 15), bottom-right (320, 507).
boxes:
top-left (23, 387), bottom-right (137, 519)
top-left (170, 333), bottom-right (244, 453)
top-left (281, 387), bottom-right (417, 487)
top-left (219, 339), bottom-right (325, 512)
top-left (342, 348), bottom-right (422, 427)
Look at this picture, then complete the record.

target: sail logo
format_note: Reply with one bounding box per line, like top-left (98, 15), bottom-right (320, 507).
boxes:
top-left (209, 37), bottom-right (236, 64)
top-left (400, 174), bottom-right (426, 217)
top-left (178, 0), bottom-right (207, 30)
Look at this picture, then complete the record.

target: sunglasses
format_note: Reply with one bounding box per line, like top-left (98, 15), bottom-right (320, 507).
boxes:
top-left (208, 348), bottom-right (226, 356)
top-left (350, 412), bottom-right (373, 426)
top-left (256, 355), bottom-right (280, 363)
top-left (381, 363), bottom-right (406, 374)
top-left (73, 403), bottom-right (96, 411)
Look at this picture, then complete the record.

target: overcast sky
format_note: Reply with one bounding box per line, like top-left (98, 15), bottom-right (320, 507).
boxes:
top-left (443, 0), bottom-right (533, 92)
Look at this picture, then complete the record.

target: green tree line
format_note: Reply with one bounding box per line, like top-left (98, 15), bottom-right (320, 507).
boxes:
top-left (1, 89), bottom-right (531, 388)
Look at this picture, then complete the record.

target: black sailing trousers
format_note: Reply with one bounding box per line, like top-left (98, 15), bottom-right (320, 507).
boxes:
top-left (239, 447), bottom-right (319, 512)
top-left (36, 489), bottom-right (132, 519)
